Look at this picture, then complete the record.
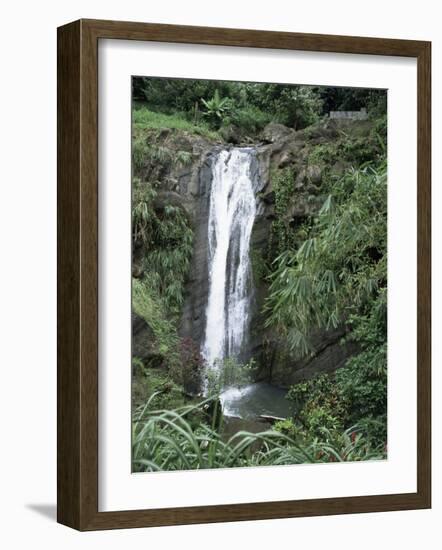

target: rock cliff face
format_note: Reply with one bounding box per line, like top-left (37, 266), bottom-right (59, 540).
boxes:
top-left (133, 118), bottom-right (376, 387)
top-left (178, 149), bottom-right (215, 344)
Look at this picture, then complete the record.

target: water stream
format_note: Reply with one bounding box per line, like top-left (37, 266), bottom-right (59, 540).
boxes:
top-left (200, 148), bottom-right (290, 420)
top-left (202, 148), bottom-right (257, 371)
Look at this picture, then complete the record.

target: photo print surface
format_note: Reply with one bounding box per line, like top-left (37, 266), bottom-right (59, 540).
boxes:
top-left (131, 77), bottom-right (387, 472)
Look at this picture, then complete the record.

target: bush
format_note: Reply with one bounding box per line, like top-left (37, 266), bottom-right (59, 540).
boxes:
top-left (132, 397), bottom-right (386, 472)
top-left (266, 160), bottom-right (387, 356)
top-left (132, 278), bottom-right (180, 366)
top-left (267, 167), bottom-right (298, 257)
top-left (286, 374), bottom-right (346, 439)
top-left (224, 105), bottom-right (272, 135)
top-left (132, 178), bottom-right (194, 316)
top-left (132, 366), bottom-right (187, 413)
top-left (201, 90), bottom-right (233, 129)
top-left (206, 357), bottom-right (257, 394)
top-left (285, 356), bottom-right (387, 448)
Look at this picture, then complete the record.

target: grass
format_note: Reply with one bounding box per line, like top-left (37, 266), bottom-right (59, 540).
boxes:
top-left (132, 105), bottom-right (220, 141)
top-left (132, 365), bottom-right (187, 412)
top-left (132, 395), bottom-right (386, 472)
top-left (132, 277), bottom-right (179, 358)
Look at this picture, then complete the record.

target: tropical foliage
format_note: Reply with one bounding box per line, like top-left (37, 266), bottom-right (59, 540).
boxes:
top-left (132, 395), bottom-right (385, 472)
top-left (133, 77), bottom-right (386, 137)
top-left (131, 76), bottom-right (388, 469)
top-left (266, 160), bottom-right (387, 356)
top-left (132, 177), bottom-right (193, 315)
top-left (264, 132), bottom-right (387, 449)
top-left (201, 89), bottom-right (232, 128)
top-left (131, 175), bottom-right (196, 392)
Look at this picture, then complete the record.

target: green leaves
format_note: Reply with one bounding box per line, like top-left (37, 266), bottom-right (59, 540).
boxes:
top-left (265, 161), bottom-right (387, 355)
top-left (264, 161), bottom-right (388, 449)
top-left (132, 177), bottom-right (194, 316)
top-left (285, 363), bottom-right (387, 449)
top-left (296, 238), bottom-right (317, 263)
top-left (320, 270), bottom-right (337, 294)
top-left (201, 89), bottom-right (232, 128)
top-left (175, 150), bottom-right (193, 166)
top-left (132, 396), bottom-right (386, 472)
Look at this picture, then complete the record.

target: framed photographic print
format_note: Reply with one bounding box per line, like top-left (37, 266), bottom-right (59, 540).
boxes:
top-left (57, 19), bottom-right (431, 530)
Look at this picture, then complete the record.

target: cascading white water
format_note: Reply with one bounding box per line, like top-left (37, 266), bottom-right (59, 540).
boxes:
top-left (202, 148), bottom-right (257, 376)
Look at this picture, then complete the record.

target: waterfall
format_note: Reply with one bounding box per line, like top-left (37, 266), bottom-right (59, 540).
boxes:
top-left (202, 148), bottom-right (257, 378)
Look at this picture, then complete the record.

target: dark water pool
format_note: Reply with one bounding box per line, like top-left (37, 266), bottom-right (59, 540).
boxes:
top-left (220, 382), bottom-right (293, 420)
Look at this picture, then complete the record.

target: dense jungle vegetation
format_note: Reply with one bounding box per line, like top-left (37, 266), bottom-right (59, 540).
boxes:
top-left (131, 78), bottom-right (388, 471)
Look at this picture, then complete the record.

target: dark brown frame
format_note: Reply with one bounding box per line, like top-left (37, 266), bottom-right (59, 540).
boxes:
top-left (57, 18), bottom-right (431, 531)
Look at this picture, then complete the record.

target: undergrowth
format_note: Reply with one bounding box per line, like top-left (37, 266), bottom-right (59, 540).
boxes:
top-left (132, 395), bottom-right (386, 472)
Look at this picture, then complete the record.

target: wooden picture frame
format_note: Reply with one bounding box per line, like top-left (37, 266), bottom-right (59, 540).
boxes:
top-left (57, 18), bottom-right (431, 530)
